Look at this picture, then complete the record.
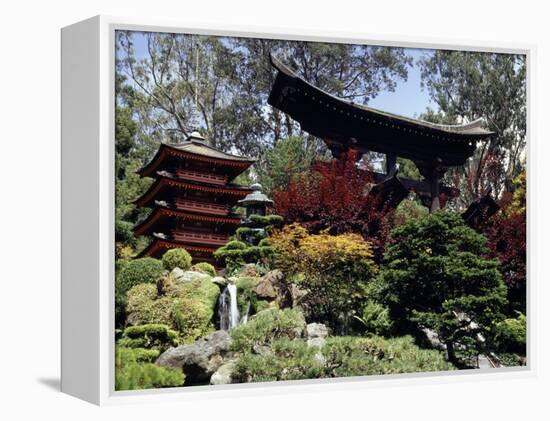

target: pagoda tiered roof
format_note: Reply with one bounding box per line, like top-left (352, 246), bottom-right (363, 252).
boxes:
top-left (138, 132), bottom-right (256, 179)
top-left (134, 171), bottom-right (251, 208)
top-left (134, 205), bottom-right (242, 236)
top-left (134, 132), bottom-right (254, 263)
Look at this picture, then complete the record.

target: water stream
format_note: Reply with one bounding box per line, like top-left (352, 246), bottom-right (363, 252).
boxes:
top-left (218, 284), bottom-right (241, 330)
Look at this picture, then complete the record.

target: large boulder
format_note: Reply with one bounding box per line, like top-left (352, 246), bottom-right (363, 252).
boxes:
top-left (210, 359), bottom-right (237, 385)
top-left (253, 270), bottom-right (292, 307)
top-left (156, 330), bottom-right (232, 385)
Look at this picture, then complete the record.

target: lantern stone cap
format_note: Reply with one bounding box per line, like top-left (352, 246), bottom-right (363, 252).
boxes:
top-left (238, 183), bottom-right (274, 205)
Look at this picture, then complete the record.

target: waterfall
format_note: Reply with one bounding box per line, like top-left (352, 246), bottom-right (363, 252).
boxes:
top-left (218, 284), bottom-right (240, 330)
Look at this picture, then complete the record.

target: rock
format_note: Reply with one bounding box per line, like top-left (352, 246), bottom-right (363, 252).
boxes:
top-left (290, 284), bottom-right (308, 307)
top-left (306, 323), bottom-right (328, 348)
top-left (252, 344), bottom-right (273, 355)
top-left (210, 360), bottom-right (237, 385)
top-left (306, 323), bottom-right (328, 339)
top-left (307, 337), bottom-right (327, 348)
top-left (211, 276), bottom-right (227, 287)
top-left (253, 270), bottom-right (293, 307)
top-left (237, 263), bottom-right (259, 278)
top-left (313, 351), bottom-right (326, 365)
top-left (172, 269), bottom-right (211, 283)
top-left (156, 330), bottom-right (232, 384)
top-left (253, 277), bottom-right (277, 298)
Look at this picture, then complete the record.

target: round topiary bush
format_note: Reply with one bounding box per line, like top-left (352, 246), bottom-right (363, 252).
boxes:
top-left (116, 257), bottom-right (163, 299)
top-left (162, 248), bottom-right (192, 271)
top-left (192, 262), bottom-right (217, 277)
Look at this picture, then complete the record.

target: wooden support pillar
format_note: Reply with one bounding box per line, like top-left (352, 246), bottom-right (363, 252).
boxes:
top-left (429, 171), bottom-right (440, 212)
top-left (386, 153), bottom-right (397, 175)
top-left (416, 158), bottom-right (446, 213)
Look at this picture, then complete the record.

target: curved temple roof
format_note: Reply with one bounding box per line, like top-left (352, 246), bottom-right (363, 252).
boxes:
top-left (267, 54), bottom-right (494, 167)
top-left (138, 132), bottom-right (255, 178)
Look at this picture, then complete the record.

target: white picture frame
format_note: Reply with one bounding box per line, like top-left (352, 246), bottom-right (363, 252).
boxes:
top-left (61, 15), bottom-right (535, 405)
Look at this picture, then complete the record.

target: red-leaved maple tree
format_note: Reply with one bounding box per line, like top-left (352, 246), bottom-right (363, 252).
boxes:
top-left (272, 150), bottom-right (392, 257)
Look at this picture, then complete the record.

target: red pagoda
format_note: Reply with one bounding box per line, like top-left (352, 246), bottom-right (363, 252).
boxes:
top-left (134, 132), bottom-right (255, 264)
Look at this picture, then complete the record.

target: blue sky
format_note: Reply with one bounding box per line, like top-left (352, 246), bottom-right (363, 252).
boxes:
top-left (126, 32), bottom-right (437, 119)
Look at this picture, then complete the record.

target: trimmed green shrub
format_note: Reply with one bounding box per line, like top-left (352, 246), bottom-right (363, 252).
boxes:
top-left (249, 214), bottom-right (283, 227)
top-left (118, 324), bottom-right (179, 352)
top-left (354, 301), bottom-right (393, 336)
top-left (115, 346), bottom-right (184, 390)
top-left (126, 276), bottom-right (220, 343)
top-left (115, 257), bottom-right (163, 327)
top-left (232, 335), bottom-right (453, 383)
top-left (494, 312), bottom-right (526, 354)
top-left (321, 335), bottom-right (454, 377)
top-left (230, 308), bottom-right (306, 353)
top-left (215, 215), bottom-right (282, 274)
top-left (117, 257), bottom-right (163, 295)
top-left (233, 339), bottom-right (324, 383)
top-left (192, 262), bottom-right (217, 277)
top-left (162, 248), bottom-right (192, 271)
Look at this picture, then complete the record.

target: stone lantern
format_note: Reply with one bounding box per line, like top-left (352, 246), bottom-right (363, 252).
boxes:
top-left (238, 183), bottom-right (273, 219)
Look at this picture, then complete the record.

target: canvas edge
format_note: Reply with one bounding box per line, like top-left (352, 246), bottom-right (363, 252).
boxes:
top-left (61, 15), bottom-right (102, 405)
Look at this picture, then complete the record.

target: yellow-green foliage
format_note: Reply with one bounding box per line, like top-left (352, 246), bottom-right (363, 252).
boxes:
top-left (270, 223), bottom-right (377, 325)
top-left (271, 223), bottom-right (376, 277)
top-left (115, 346), bottom-right (184, 390)
top-left (162, 248), bottom-right (192, 271)
top-left (230, 308), bottom-right (306, 353)
top-left (494, 312), bottom-right (526, 354)
top-left (126, 275), bottom-right (220, 343)
top-left (192, 262), bottom-right (217, 277)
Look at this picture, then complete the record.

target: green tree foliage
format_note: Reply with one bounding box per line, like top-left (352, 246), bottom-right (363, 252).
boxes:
top-left (392, 198), bottom-right (428, 227)
top-left (115, 346), bottom-right (184, 390)
top-left (493, 312), bottom-right (526, 355)
top-left (370, 211), bottom-right (507, 365)
top-left (116, 31), bottom-right (411, 156)
top-left (162, 248), bottom-right (193, 271)
top-left (419, 52), bottom-right (526, 205)
top-left (354, 301), bottom-right (394, 336)
top-left (256, 136), bottom-right (327, 194)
